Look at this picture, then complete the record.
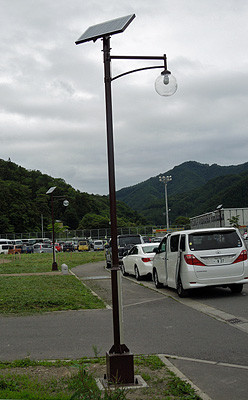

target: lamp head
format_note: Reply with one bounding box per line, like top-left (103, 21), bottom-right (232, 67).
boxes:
top-left (155, 70), bottom-right (177, 96)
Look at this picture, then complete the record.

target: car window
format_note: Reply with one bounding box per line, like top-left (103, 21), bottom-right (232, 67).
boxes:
top-left (170, 235), bottom-right (180, 252)
top-left (180, 235), bottom-right (186, 252)
top-left (128, 246), bottom-right (138, 255)
top-left (188, 230), bottom-right (242, 251)
top-left (142, 245), bottom-right (159, 253)
top-left (157, 238), bottom-right (166, 253)
top-left (119, 236), bottom-right (141, 246)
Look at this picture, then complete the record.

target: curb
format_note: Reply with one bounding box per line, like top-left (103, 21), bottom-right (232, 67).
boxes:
top-left (158, 354), bottom-right (212, 400)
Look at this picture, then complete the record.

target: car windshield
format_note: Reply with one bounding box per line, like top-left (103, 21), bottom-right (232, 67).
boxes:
top-left (119, 236), bottom-right (141, 246)
top-left (188, 230), bottom-right (242, 251)
top-left (142, 245), bottom-right (158, 254)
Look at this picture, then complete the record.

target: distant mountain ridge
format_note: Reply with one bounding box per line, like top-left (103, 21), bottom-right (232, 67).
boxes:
top-left (0, 158), bottom-right (146, 233)
top-left (116, 161), bottom-right (248, 224)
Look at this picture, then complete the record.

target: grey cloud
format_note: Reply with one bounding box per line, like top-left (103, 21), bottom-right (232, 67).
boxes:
top-left (0, 0), bottom-right (248, 195)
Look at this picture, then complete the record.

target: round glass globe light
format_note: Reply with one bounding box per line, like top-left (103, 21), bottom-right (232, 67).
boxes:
top-left (155, 73), bottom-right (177, 96)
top-left (63, 200), bottom-right (69, 207)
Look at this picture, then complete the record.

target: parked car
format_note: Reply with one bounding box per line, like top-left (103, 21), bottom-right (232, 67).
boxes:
top-left (8, 245), bottom-right (22, 255)
top-left (0, 239), bottom-right (13, 254)
top-left (33, 243), bottom-right (53, 254)
top-left (122, 243), bottom-right (160, 280)
top-left (11, 240), bottom-right (23, 249)
top-left (59, 242), bottom-right (65, 251)
top-left (93, 240), bottom-right (104, 251)
top-left (26, 244), bottom-right (34, 253)
top-left (105, 234), bottom-right (145, 268)
top-left (0, 244), bottom-right (11, 254)
top-left (55, 242), bottom-right (62, 252)
top-left (152, 227), bottom-right (248, 297)
top-left (63, 242), bottom-right (74, 252)
top-left (78, 240), bottom-right (90, 251)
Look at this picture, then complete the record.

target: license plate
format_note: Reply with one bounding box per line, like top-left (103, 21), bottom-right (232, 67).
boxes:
top-left (213, 257), bottom-right (225, 264)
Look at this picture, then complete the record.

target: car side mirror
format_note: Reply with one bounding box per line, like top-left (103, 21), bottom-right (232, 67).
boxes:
top-left (153, 247), bottom-right (159, 253)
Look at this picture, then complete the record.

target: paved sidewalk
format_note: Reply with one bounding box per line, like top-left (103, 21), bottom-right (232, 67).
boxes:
top-left (0, 261), bottom-right (247, 399)
top-left (71, 261), bottom-right (248, 400)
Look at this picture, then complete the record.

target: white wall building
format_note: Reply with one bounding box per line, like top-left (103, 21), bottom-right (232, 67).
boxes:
top-left (190, 208), bottom-right (248, 233)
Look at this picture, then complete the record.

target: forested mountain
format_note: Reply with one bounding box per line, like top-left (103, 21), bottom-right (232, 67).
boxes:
top-left (2, 158), bottom-right (248, 233)
top-left (116, 161), bottom-right (248, 225)
top-left (0, 159), bottom-right (146, 233)
top-left (140, 172), bottom-right (248, 225)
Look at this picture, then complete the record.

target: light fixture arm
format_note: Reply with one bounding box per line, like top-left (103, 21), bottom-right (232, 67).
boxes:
top-left (110, 54), bottom-right (168, 81)
top-left (112, 65), bottom-right (165, 81)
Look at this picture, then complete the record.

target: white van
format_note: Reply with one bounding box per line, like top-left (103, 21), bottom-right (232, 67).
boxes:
top-left (0, 239), bottom-right (13, 254)
top-left (152, 228), bottom-right (248, 297)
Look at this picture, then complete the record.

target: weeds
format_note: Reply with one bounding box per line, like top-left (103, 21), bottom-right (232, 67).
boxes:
top-left (0, 356), bottom-right (202, 400)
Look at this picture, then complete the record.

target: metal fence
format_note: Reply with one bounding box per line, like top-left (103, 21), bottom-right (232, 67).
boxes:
top-left (0, 225), bottom-right (182, 241)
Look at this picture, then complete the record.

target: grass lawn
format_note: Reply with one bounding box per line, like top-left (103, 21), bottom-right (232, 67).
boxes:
top-left (0, 275), bottom-right (105, 314)
top-left (0, 252), bottom-right (106, 315)
top-left (0, 251), bottom-right (105, 274)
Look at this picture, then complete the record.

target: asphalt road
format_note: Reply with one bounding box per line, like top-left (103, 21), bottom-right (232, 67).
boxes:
top-left (1, 261), bottom-right (248, 399)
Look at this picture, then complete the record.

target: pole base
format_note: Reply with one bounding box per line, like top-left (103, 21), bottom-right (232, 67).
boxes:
top-left (52, 262), bottom-right (58, 271)
top-left (106, 351), bottom-right (134, 384)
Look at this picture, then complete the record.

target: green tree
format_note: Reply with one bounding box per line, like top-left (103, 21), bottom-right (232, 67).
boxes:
top-left (175, 216), bottom-right (190, 228)
top-left (47, 221), bottom-right (69, 234)
top-left (228, 215), bottom-right (240, 228)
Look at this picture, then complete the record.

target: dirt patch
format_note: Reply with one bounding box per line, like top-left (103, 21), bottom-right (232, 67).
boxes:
top-left (0, 365), bottom-right (78, 380)
top-left (0, 361), bottom-right (195, 399)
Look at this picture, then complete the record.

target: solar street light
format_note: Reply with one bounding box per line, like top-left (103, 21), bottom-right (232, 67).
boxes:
top-left (159, 175), bottom-right (172, 230)
top-left (46, 187), bottom-right (69, 270)
top-left (216, 204), bottom-right (223, 227)
top-left (76, 14), bottom-right (177, 385)
top-left (46, 186), bottom-right (58, 270)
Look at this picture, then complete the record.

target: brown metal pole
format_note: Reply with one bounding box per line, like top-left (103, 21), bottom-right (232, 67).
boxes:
top-left (51, 193), bottom-right (58, 271)
top-left (103, 36), bottom-right (134, 384)
top-left (103, 35), bottom-right (121, 352)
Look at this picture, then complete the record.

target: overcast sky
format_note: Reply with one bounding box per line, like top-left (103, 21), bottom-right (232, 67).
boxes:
top-left (1, 0), bottom-right (248, 195)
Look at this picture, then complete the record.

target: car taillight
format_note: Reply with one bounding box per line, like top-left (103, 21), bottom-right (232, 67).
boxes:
top-left (233, 250), bottom-right (247, 264)
top-left (184, 254), bottom-right (205, 266)
top-left (142, 257), bottom-right (152, 263)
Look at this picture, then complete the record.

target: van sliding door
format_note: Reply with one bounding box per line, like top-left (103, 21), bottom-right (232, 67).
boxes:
top-left (167, 234), bottom-right (180, 288)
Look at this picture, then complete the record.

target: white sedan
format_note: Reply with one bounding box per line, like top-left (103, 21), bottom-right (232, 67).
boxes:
top-left (121, 243), bottom-right (160, 280)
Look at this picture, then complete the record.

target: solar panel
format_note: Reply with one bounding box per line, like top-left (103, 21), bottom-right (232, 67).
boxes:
top-left (46, 186), bottom-right (56, 195)
top-left (75, 14), bottom-right (135, 45)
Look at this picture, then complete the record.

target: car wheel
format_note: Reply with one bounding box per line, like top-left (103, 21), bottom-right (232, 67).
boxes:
top-left (153, 268), bottom-right (162, 288)
top-left (177, 276), bottom-right (188, 298)
top-left (134, 265), bottom-right (141, 281)
top-left (121, 264), bottom-right (128, 276)
top-left (229, 284), bottom-right (243, 294)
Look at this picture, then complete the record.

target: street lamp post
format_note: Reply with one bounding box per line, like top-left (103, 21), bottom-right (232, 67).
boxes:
top-left (46, 187), bottom-right (69, 270)
top-left (159, 175), bottom-right (172, 231)
top-left (75, 14), bottom-right (177, 384)
top-left (216, 204), bottom-right (223, 227)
